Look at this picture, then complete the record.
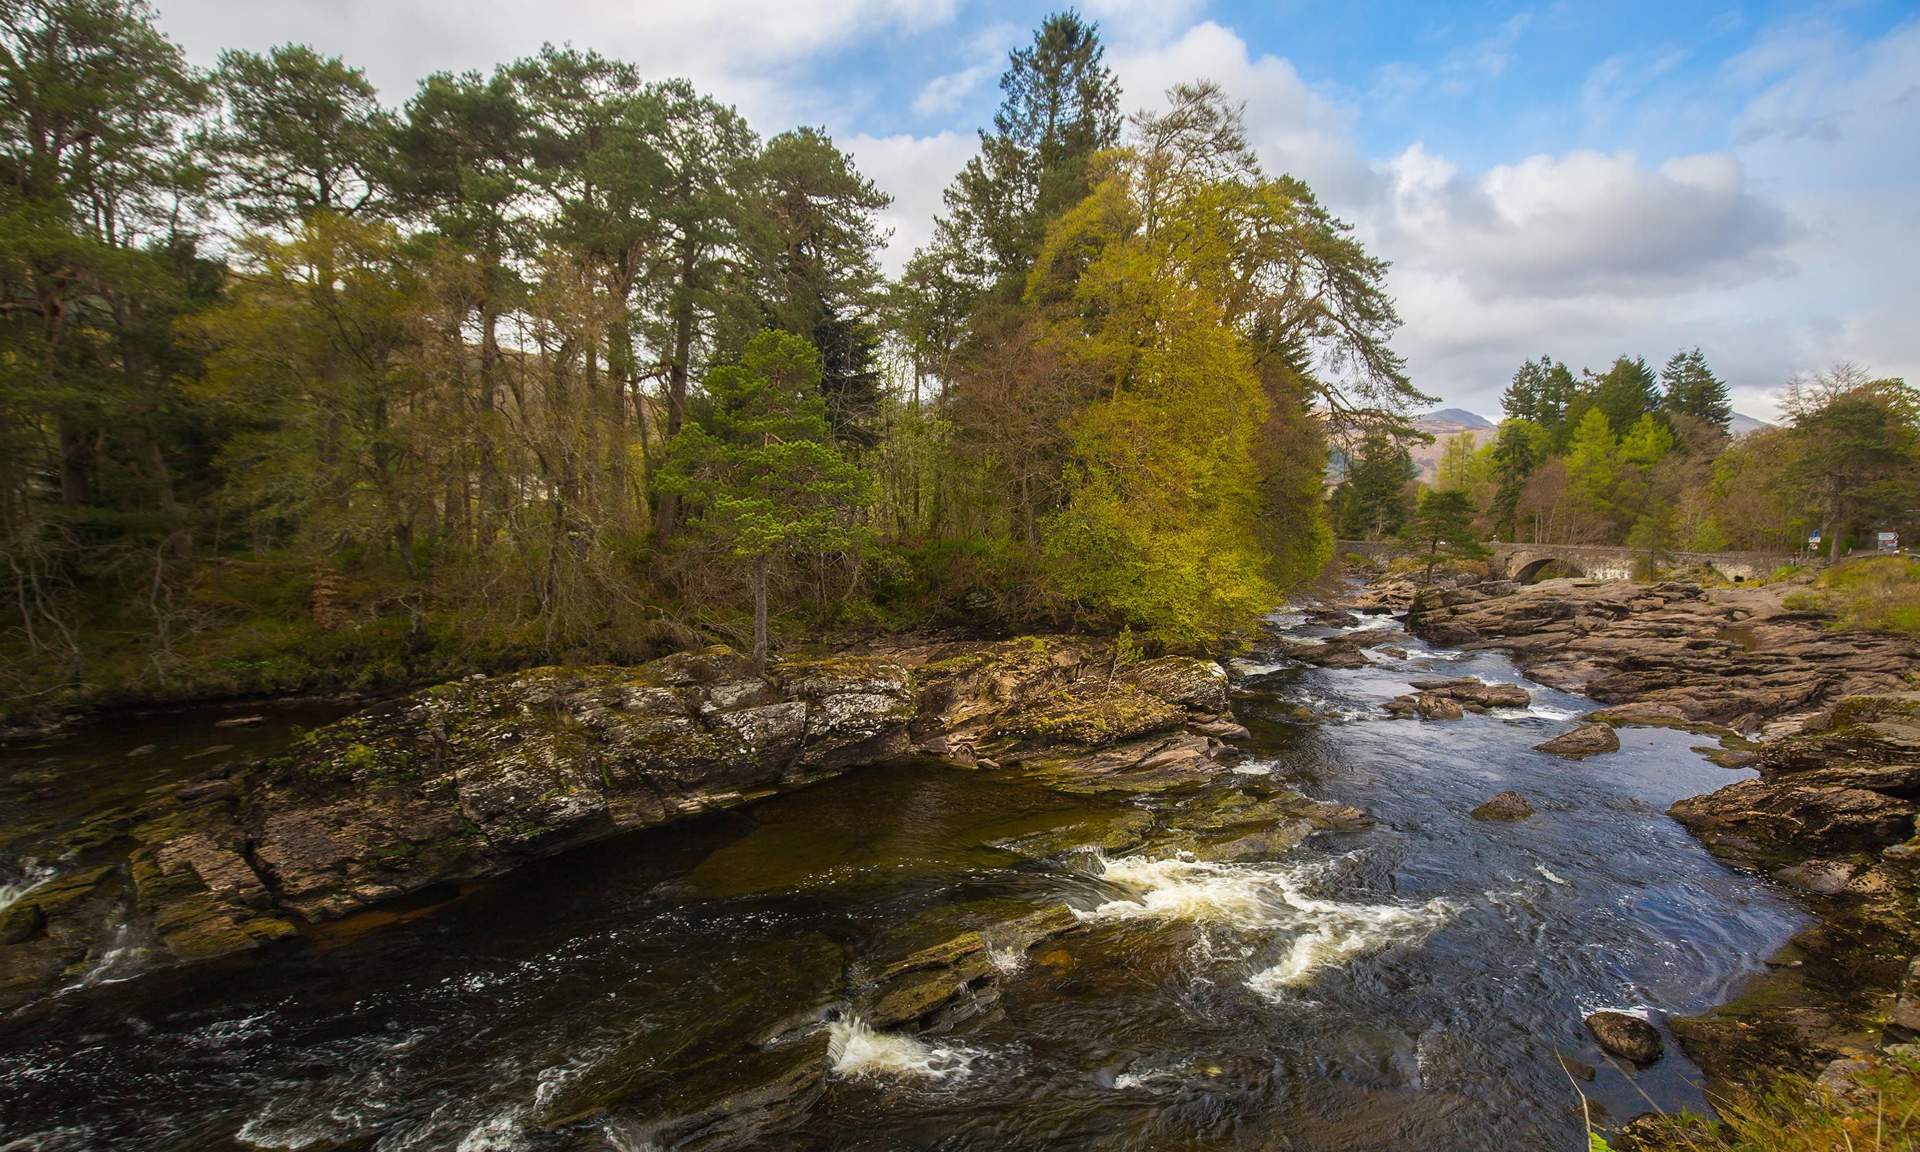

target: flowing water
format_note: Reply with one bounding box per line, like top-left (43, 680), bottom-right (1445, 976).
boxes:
top-left (0, 613), bottom-right (1806, 1151)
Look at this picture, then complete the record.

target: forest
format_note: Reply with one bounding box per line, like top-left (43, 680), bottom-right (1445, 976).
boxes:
top-left (1331, 348), bottom-right (1920, 567)
top-left (7, 0), bottom-right (1916, 721)
top-left (1, 1), bottom-right (1427, 716)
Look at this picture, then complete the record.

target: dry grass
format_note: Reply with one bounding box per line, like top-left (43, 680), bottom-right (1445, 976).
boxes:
top-left (1576, 1054), bottom-right (1920, 1152)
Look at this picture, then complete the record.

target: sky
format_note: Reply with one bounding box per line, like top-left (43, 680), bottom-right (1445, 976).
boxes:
top-left (146, 0), bottom-right (1920, 422)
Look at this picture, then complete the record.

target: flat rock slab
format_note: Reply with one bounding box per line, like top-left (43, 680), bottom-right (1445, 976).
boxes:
top-left (1535, 723), bottom-right (1621, 759)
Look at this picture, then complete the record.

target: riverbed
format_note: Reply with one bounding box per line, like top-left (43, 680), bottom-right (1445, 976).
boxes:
top-left (0, 610), bottom-right (1805, 1151)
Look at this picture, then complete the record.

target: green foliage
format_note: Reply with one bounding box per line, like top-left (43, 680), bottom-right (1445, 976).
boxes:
top-left (1661, 346), bottom-right (1732, 431)
top-left (1488, 418), bottom-right (1548, 538)
top-left (1783, 371), bottom-right (1920, 563)
top-left (1400, 488), bottom-right (1488, 580)
top-left (1801, 555), bottom-right (1920, 635)
top-left (0, 5), bottom-right (1412, 710)
top-left (1589, 355), bottom-right (1662, 435)
top-left (1334, 431), bottom-right (1417, 539)
top-left (658, 331), bottom-right (869, 659)
top-left (936, 11), bottom-right (1122, 297)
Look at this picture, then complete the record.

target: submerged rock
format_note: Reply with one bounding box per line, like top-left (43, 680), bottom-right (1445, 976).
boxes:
top-left (1470, 791), bottom-right (1533, 821)
top-left (1535, 723), bottom-right (1620, 759)
top-left (1586, 1010), bottom-right (1663, 1064)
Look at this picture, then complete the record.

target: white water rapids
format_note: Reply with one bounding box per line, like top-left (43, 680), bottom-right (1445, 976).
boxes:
top-left (1074, 851), bottom-right (1465, 997)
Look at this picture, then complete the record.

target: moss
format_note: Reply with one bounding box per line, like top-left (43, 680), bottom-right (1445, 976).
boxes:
top-left (994, 683), bottom-right (1181, 747)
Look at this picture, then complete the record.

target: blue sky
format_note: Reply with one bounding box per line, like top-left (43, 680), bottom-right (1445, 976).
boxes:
top-left (151, 0), bottom-right (1920, 419)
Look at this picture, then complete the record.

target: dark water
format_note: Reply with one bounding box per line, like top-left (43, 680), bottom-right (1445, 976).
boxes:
top-left (0, 613), bottom-right (1805, 1151)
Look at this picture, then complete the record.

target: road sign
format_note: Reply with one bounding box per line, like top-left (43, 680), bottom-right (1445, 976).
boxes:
top-left (1879, 532), bottom-right (1899, 551)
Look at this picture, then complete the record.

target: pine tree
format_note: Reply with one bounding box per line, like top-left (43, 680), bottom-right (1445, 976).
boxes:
top-left (210, 44), bottom-right (393, 230)
top-left (1337, 432), bottom-right (1417, 539)
top-left (656, 331), bottom-right (868, 666)
top-left (1401, 488), bottom-right (1488, 581)
top-left (1589, 355), bottom-right (1661, 435)
top-left (1489, 419), bottom-right (1547, 540)
top-left (938, 10), bottom-right (1121, 294)
top-left (1660, 347), bottom-right (1732, 432)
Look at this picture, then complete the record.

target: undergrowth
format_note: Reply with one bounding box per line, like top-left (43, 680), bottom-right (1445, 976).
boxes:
top-left (1785, 555), bottom-right (1920, 637)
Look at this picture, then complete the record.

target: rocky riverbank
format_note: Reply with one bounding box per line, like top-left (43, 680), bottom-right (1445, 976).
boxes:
top-left (1359, 570), bottom-right (1920, 1115)
top-left (0, 636), bottom-right (1292, 1013)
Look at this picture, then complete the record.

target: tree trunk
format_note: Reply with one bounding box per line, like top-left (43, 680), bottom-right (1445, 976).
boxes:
top-left (752, 552), bottom-right (770, 671)
top-left (57, 414), bottom-right (88, 507)
top-left (654, 242), bottom-right (699, 541)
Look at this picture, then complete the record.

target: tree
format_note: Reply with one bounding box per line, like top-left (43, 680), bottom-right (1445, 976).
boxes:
top-left (1488, 418), bottom-right (1547, 540)
top-left (0, 0), bottom-right (210, 524)
top-left (209, 44), bottom-right (392, 231)
top-left (1782, 367), bottom-right (1920, 563)
top-left (636, 80), bottom-right (760, 538)
top-left (1563, 407), bottom-right (1617, 540)
top-left (1505, 355), bottom-right (1578, 446)
top-left (656, 330), bottom-right (867, 666)
top-left (1336, 431), bottom-right (1417, 539)
top-left (1627, 499), bottom-right (1676, 578)
top-left (1661, 347), bottom-right (1731, 433)
top-left (1588, 355), bottom-right (1661, 435)
top-left (750, 126), bottom-right (891, 445)
top-left (938, 10), bottom-right (1121, 295)
top-left (1611, 412), bottom-right (1676, 532)
top-left (1401, 488), bottom-right (1488, 582)
top-left (1435, 431), bottom-right (1480, 492)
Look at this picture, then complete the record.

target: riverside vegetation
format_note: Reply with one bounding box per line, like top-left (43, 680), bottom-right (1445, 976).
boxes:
top-left (0, 2), bottom-right (1425, 722)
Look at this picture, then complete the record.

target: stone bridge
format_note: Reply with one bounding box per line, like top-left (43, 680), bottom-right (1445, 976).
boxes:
top-left (1335, 540), bottom-right (1797, 583)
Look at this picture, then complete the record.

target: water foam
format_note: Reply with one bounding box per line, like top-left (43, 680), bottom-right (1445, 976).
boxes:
top-left (1073, 853), bottom-right (1462, 994)
top-left (826, 1017), bottom-right (974, 1080)
top-left (1534, 864), bottom-right (1570, 887)
top-left (0, 860), bottom-right (55, 912)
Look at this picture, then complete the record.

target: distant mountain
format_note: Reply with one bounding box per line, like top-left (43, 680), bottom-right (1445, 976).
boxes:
top-left (1406, 408), bottom-right (1494, 481)
top-left (1729, 412), bottom-right (1773, 438)
top-left (1419, 407), bottom-right (1494, 430)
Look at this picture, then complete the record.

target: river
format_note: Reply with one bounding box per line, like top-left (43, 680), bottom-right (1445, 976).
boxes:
top-left (0, 608), bottom-right (1805, 1151)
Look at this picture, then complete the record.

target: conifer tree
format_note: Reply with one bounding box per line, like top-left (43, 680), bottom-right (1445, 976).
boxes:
top-left (1589, 355), bottom-right (1661, 435)
top-left (1401, 488), bottom-right (1487, 581)
top-left (656, 331), bottom-right (867, 666)
top-left (1660, 347), bottom-right (1732, 432)
top-left (936, 10), bottom-right (1121, 295)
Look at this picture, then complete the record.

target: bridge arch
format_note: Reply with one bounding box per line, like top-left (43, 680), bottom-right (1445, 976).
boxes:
top-left (1508, 552), bottom-right (1585, 583)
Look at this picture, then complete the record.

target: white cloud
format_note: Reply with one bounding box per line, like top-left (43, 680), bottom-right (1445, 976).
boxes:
top-left (913, 64), bottom-right (992, 118)
top-left (844, 131), bottom-right (978, 273)
top-left (1384, 145), bottom-right (1790, 298)
top-left (1111, 22), bottom-right (1374, 205)
top-left (152, 0), bottom-right (957, 127)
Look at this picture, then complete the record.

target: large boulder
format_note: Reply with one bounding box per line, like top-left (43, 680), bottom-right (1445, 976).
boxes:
top-left (1535, 723), bottom-right (1621, 759)
top-left (1384, 692), bottom-right (1465, 721)
top-left (1586, 1010), bottom-right (1663, 1064)
top-left (1409, 677), bottom-right (1531, 711)
top-left (1124, 656), bottom-right (1231, 715)
top-left (1669, 694), bottom-right (1920, 869)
